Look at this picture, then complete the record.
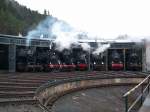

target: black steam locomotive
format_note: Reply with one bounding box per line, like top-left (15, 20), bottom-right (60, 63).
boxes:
top-left (16, 46), bottom-right (89, 72)
top-left (92, 53), bottom-right (106, 71)
top-left (58, 49), bottom-right (76, 71)
top-left (127, 51), bottom-right (142, 71)
top-left (16, 45), bottom-right (142, 72)
top-left (110, 50), bottom-right (123, 70)
top-left (72, 47), bottom-right (88, 71)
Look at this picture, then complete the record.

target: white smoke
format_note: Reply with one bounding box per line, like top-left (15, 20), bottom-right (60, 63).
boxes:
top-left (26, 16), bottom-right (57, 45)
top-left (27, 14), bottom-right (150, 55)
top-left (26, 16), bottom-right (109, 53)
top-left (80, 43), bottom-right (90, 51)
top-left (116, 35), bottom-right (146, 43)
top-left (51, 20), bottom-right (79, 51)
top-left (27, 15), bottom-right (148, 55)
top-left (93, 43), bottom-right (110, 55)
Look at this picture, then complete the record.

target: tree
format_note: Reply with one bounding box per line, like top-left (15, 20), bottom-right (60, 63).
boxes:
top-left (0, 0), bottom-right (47, 35)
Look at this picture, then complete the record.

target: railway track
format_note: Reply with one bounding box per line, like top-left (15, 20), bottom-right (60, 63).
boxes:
top-left (0, 71), bottom-right (147, 105)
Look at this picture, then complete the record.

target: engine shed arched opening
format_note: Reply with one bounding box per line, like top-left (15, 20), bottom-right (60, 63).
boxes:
top-left (0, 44), bottom-right (8, 70)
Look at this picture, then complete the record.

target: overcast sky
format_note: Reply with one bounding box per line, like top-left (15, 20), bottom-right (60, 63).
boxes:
top-left (16, 0), bottom-right (150, 39)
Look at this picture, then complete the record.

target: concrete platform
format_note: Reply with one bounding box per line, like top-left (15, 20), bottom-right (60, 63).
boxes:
top-left (139, 93), bottom-right (150, 112)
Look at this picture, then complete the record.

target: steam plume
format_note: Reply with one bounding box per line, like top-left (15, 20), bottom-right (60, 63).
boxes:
top-left (26, 16), bottom-right (109, 53)
top-left (93, 43), bottom-right (110, 55)
top-left (26, 16), bottom-right (147, 54)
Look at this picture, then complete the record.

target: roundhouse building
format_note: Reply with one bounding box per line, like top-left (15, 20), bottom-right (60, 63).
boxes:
top-left (0, 34), bottom-right (147, 72)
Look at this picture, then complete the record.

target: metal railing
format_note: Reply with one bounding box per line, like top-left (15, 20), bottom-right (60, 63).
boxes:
top-left (123, 75), bottom-right (150, 112)
top-left (39, 102), bottom-right (51, 112)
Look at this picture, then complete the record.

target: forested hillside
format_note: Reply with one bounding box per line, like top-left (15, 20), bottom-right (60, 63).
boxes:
top-left (0, 0), bottom-right (47, 35)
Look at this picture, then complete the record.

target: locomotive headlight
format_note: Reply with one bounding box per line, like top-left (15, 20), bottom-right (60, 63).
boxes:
top-left (94, 62), bottom-right (96, 65)
top-left (101, 62), bottom-right (104, 64)
top-left (58, 61), bottom-right (61, 64)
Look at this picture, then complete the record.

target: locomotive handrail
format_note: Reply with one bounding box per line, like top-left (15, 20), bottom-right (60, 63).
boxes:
top-left (123, 74), bottom-right (150, 112)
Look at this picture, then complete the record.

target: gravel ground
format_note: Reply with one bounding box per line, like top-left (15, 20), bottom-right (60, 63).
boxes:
top-left (0, 104), bottom-right (43, 112)
top-left (0, 86), bottom-right (138, 112)
top-left (52, 86), bottom-right (136, 112)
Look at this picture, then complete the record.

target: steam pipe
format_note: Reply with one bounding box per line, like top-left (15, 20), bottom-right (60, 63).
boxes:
top-left (105, 49), bottom-right (108, 71)
top-left (88, 46), bottom-right (91, 71)
top-left (123, 49), bottom-right (126, 71)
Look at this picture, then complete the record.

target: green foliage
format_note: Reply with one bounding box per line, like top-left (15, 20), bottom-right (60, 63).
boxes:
top-left (0, 0), bottom-right (46, 35)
